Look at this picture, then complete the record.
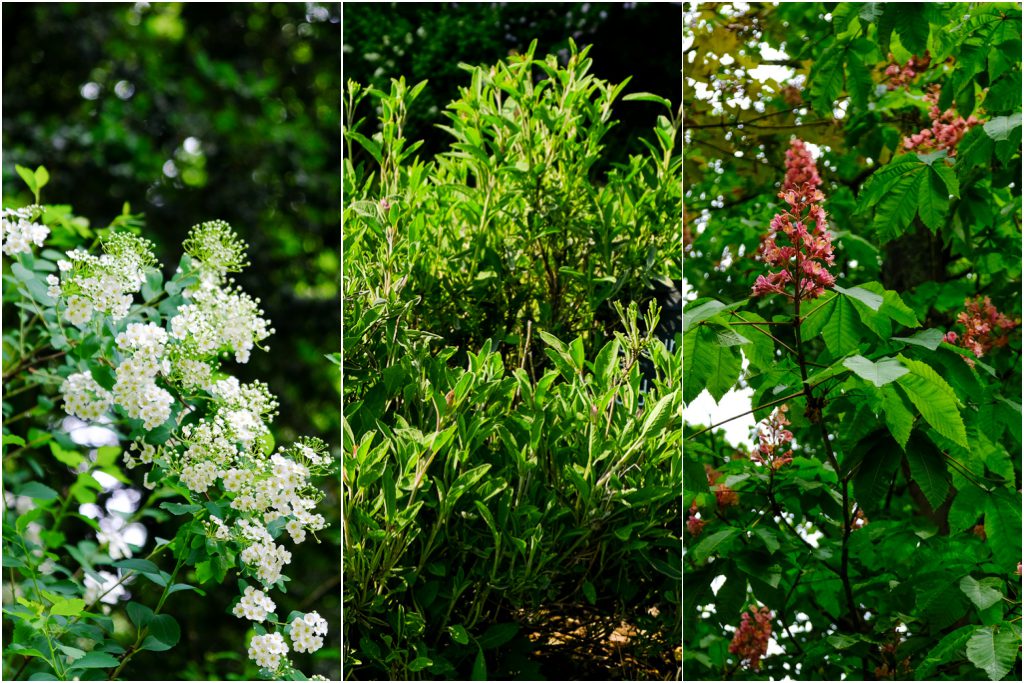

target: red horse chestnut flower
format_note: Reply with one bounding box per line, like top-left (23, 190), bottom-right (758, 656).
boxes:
top-left (752, 139), bottom-right (835, 302)
top-left (729, 605), bottom-right (773, 670)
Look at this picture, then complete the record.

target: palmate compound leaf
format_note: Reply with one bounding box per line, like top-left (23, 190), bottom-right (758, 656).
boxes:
top-left (966, 625), bottom-right (1021, 681)
top-left (895, 355), bottom-right (968, 448)
top-left (858, 154), bottom-right (960, 240)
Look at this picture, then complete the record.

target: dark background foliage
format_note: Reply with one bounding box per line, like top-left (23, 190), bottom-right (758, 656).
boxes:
top-left (2, 3), bottom-right (340, 679)
top-left (342, 1), bottom-right (683, 165)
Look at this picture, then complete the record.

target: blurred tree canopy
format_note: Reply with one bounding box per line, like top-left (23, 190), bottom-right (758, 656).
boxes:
top-left (2, 1), bottom-right (340, 445)
top-left (2, 3), bottom-right (340, 679)
top-left (343, 2), bottom-right (683, 164)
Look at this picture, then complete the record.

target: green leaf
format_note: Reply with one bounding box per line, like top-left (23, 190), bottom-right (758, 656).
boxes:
top-left (810, 44), bottom-right (845, 116)
top-left (19, 482), bottom-right (59, 502)
top-left (683, 299), bottom-right (725, 333)
top-left (476, 622), bottom-right (518, 650)
top-left (959, 576), bottom-right (1003, 612)
top-left (801, 292), bottom-right (836, 339)
top-left (843, 355), bottom-right (907, 387)
top-left (159, 502), bottom-right (201, 516)
top-left (15, 165), bottom-right (38, 195)
top-left (622, 92), bottom-right (672, 109)
top-left (687, 528), bottom-right (740, 565)
top-left (50, 597), bottom-right (86, 617)
top-left (892, 329), bottom-right (944, 350)
top-left (148, 614), bottom-right (181, 649)
top-left (983, 113), bottom-right (1022, 141)
top-left (985, 489), bottom-right (1023, 569)
top-left (593, 338), bottom-right (620, 386)
top-left (905, 434), bottom-right (950, 510)
top-left (34, 166), bottom-right (50, 192)
top-left (893, 4), bottom-right (929, 53)
top-left (408, 657), bottom-right (433, 672)
top-left (965, 626), bottom-right (1020, 681)
top-left (66, 651), bottom-right (120, 669)
top-left (896, 356), bottom-right (968, 448)
top-left (686, 326), bottom-right (741, 403)
top-left (917, 166), bottom-right (951, 232)
top-left (949, 486), bottom-right (987, 533)
top-left (582, 580), bottom-right (597, 605)
top-left (852, 434), bottom-right (901, 513)
top-left (472, 647), bottom-right (487, 680)
top-left (449, 624), bottom-right (470, 645)
top-left (640, 392), bottom-right (678, 441)
top-left (112, 558), bottom-right (161, 575)
top-left (880, 385), bottom-right (914, 450)
top-left (835, 285), bottom-right (883, 311)
top-left (916, 625), bottom-right (976, 680)
top-left (822, 296), bottom-right (862, 356)
top-left (683, 454), bottom-right (709, 496)
top-left (126, 602), bottom-right (154, 629)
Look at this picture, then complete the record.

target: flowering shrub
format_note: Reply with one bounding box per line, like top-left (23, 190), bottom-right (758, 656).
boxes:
top-left (2, 171), bottom-right (333, 680)
top-left (685, 3), bottom-right (1021, 680)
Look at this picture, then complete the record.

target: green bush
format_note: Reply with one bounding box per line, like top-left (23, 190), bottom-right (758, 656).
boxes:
top-left (342, 41), bottom-right (681, 680)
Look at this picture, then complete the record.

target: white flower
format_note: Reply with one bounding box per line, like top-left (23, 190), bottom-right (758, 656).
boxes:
top-left (231, 585), bottom-right (276, 622)
top-left (248, 632), bottom-right (288, 670)
top-left (1, 207), bottom-right (49, 256)
top-left (96, 516), bottom-right (133, 560)
top-left (61, 371), bottom-right (114, 422)
top-left (289, 611), bottom-right (327, 653)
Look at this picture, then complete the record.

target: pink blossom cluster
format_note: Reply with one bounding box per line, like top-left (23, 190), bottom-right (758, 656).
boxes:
top-left (686, 502), bottom-right (705, 537)
top-left (753, 405), bottom-right (793, 470)
top-left (943, 296), bottom-right (1019, 366)
top-left (752, 140), bottom-right (835, 301)
top-left (884, 51), bottom-right (931, 90)
top-left (729, 605), bottom-right (773, 670)
top-left (903, 88), bottom-right (981, 156)
top-left (782, 139), bottom-right (821, 192)
top-left (706, 464), bottom-right (739, 508)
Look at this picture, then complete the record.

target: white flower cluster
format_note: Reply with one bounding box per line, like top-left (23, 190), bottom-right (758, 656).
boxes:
top-left (1, 206), bottom-right (49, 256)
top-left (112, 323), bottom-right (175, 430)
top-left (248, 632), bottom-right (289, 670)
top-left (170, 283), bottom-right (273, 364)
top-left (232, 585), bottom-right (276, 621)
top-left (182, 219), bottom-right (250, 281)
top-left (52, 232), bottom-right (157, 324)
top-left (289, 611), bottom-right (328, 654)
top-left (48, 221), bottom-right (332, 678)
top-left (61, 371), bottom-right (114, 422)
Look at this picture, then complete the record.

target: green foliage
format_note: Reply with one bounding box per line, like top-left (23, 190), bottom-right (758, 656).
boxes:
top-left (344, 43), bottom-right (680, 679)
top-left (685, 3), bottom-right (1021, 680)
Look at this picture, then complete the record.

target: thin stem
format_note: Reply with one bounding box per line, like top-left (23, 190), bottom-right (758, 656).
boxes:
top-left (686, 390), bottom-right (805, 440)
top-left (791, 269), bottom-right (861, 630)
top-left (729, 312), bottom-right (798, 357)
top-left (108, 527), bottom-right (192, 680)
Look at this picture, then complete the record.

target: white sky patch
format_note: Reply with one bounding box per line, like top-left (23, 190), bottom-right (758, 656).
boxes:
top-left (683, 373), bottom-right (757, 449)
